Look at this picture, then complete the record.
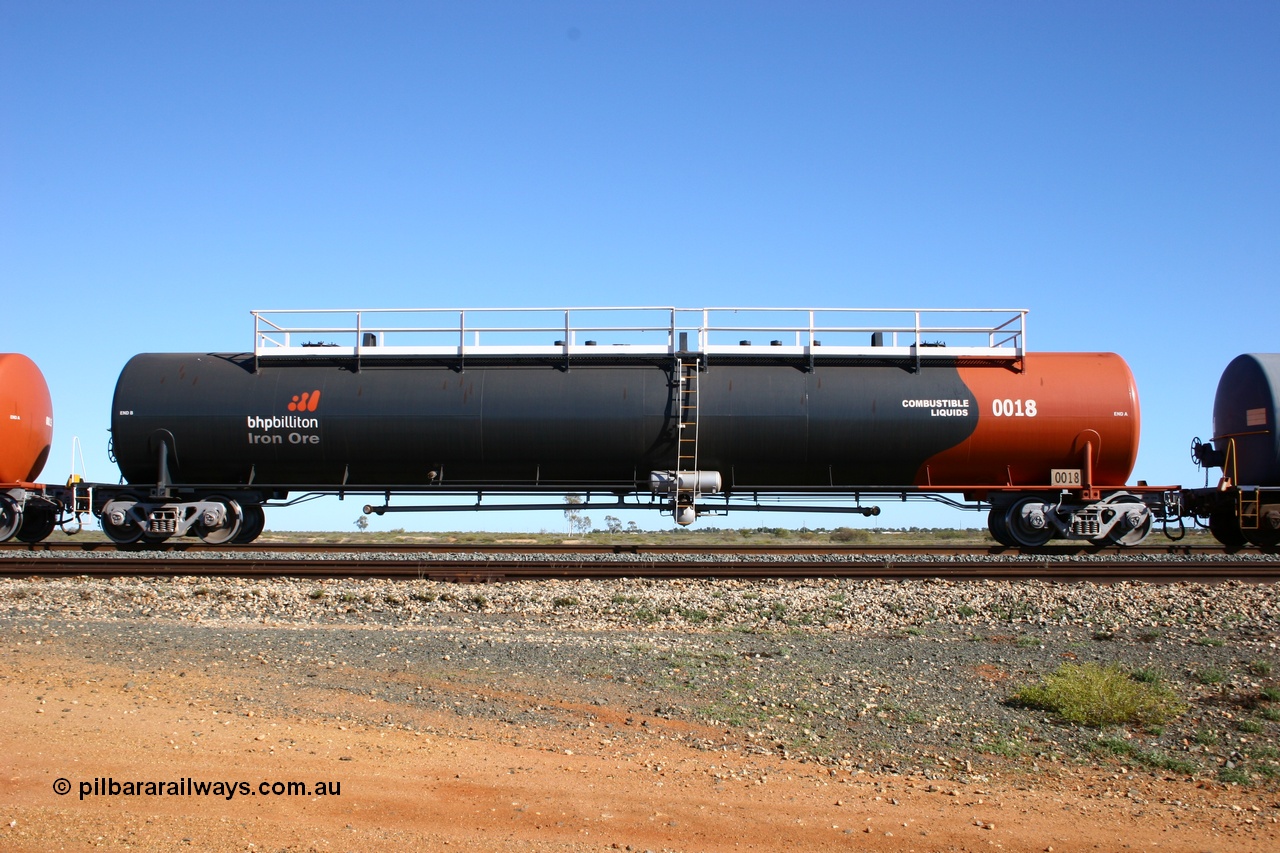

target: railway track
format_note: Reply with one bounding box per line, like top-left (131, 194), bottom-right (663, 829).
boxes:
top-left (0, 540), bottom-right (1262, 557)
top-left (1, 541), bottom-right (1277, 582)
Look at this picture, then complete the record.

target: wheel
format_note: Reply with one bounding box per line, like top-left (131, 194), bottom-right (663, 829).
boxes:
top-left (195, 496), bottom-right (243, 545)
top-left (0, 495), bottom-right (22, 543)
top-left (1004, 496), bottom-right (1054, 548)
top-left (987, 506), bottom-right (1015, 547)
top-left (101, 496), bottom-right (145, 545)
top-left (1103, 496), bottom-right (1152, 546)
top-left (15, 506), bottom-right (57, 543)
top-left (231, 504), bottom-right (265, 544)
top-left (1207, 509), bottom-right (1248, 548)
top-left (1245, 528), bottom-right (1280, 548)
top-left (1244, 506), bottom-right (1280, 549)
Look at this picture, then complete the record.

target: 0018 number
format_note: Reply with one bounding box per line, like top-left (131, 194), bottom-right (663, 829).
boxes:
top-left (991, 398), bottom-right (1037, 417)
top-left (1052, 468), bottom-right (1083, 486)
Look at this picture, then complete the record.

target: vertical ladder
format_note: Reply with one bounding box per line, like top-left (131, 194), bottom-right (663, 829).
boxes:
top-left (1239, 488), bottom-right (1260, 531)
top-left (675, 360), bottom-right (700, 523)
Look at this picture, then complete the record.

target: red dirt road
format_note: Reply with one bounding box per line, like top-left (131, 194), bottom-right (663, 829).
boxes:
top-left (3, 640), bottom-right (1276, 853)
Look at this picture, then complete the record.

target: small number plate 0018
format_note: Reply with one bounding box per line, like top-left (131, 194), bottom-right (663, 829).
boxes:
top-left (1051, 468), bottom-right (1083, 487)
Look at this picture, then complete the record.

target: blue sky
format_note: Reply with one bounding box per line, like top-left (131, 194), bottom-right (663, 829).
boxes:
top-left (3, 1), bottom-right (1277, 533)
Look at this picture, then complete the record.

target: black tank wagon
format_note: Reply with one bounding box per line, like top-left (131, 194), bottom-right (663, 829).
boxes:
top-left (1187, 353), bottom-right (1280, 547)
top-left (91, 306), bottom-right (1175, 547)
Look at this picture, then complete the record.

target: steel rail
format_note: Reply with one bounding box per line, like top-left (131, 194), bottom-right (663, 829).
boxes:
top-left (0, 541), bottom-right (1258, 558)
top-left (1, 554), bottom-right (1277, 582)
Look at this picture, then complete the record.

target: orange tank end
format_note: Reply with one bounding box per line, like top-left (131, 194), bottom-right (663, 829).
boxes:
top-left (917, 352), bottom-right (1140, 490)
top-left (0, 353), bottom-right (55, 484)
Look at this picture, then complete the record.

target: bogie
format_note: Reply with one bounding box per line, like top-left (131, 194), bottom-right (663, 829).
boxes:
top-left (97, 495), bottom-right (254, 545)
top-left (988, 491), bottom-right (1157, 549)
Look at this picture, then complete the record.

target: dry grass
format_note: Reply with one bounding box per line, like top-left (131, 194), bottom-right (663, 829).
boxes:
top-left (1012, 662), bottom-right (1188, 728)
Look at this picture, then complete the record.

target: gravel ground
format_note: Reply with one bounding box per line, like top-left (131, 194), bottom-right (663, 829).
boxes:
top-left (6, 547), bottom-right (1279, 564)
top-left (3, 573), bottom-right (1279, 787)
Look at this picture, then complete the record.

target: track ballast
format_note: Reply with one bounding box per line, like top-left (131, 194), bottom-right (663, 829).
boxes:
top-left (1, 542), bottom-right (1276, 582)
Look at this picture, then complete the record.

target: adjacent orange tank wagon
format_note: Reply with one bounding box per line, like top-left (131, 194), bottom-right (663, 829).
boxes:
top-left (0, 353), bottom-right (54, 485)
top-left (0, 352), bottom-right (62, 543)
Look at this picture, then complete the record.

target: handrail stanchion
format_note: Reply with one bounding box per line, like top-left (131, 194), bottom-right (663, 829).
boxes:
top-left (458, 310), bottom-right (466, 371)
top-left (355, 310), bottom-right (362, 372)
top-left (914, 311), bottom-right (922, 372)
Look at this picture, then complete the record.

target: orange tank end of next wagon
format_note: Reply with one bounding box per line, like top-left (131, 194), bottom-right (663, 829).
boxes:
top-left (0, 353), bottom-right (55, 484)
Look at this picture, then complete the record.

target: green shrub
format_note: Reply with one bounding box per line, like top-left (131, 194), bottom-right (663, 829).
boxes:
top-left (1196, 667), bottom-right (1226, 685)
top-left (1218, 766), bottom-right (1250, 785)
top-left (1093, 735), bottom-right (1134, 756)
top-left (1012, 662), bottom-right (1187, 728)
top-left (1132, 667), bottom-right (1164, 684)
top-left (1143, 752), bottom-right (1199, 775)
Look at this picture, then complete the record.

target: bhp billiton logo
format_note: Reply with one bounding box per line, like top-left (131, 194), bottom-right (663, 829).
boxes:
top-left (288, 390), bottom-right (321, 412)
top-left (248, 390), bottom-right (322, 445)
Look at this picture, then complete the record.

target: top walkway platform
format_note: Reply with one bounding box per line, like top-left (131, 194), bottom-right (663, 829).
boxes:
top-left (250, 307), bottom-right (1027, 363)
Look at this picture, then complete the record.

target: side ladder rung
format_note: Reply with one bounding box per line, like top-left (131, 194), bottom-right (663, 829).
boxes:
top-left (1240, 493), bottom-right (1261, 530)
top-left (675, 361), bottom-right (700, 521)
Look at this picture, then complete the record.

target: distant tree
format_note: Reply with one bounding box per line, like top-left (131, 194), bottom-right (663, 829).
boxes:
top-left (605, 515), bottom-right (623, 534)
top-left (830, 526), bottom-right (871, 543)
top-left (563, 494), bottom-right (583, 535)
top-left (626, 520), bottom-right (640, 533)
top-left (355, 515), bottom-right (369, 532)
